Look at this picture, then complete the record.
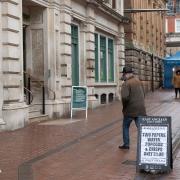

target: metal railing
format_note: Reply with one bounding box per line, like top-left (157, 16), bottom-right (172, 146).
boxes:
top-left (24, 87), bottom-right (33, 105)
top-left (23, 71), bottom-right (56, 114)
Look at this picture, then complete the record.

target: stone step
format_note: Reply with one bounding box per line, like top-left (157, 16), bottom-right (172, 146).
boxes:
top-left (29, 104), bottom-right (42, 111)
top-left (29, 114), bottom-right (49, 123)
top-left (29, 109), bottom-right (42, 117)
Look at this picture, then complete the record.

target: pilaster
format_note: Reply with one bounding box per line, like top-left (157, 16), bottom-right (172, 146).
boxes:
top-left (116, 28), bottom-right (125, 99)
top-left (0, 2), bottom-right (5, 126)
top-left (60, 1), bottom-right (72, 101)
top-left (86, 3), bottom-right (97, 104)
top-left (1, 0), bottom-right (28, 130)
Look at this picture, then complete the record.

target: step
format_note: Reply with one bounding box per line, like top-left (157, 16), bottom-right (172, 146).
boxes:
top-left (29, 114), bottom-right (49, 123)
top-left (29, 104), bottom-right (42, 111)
top-left (29, 110), bottom-right (42, 117)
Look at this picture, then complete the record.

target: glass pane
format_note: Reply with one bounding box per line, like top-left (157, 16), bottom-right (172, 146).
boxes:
top-left (95, 34), bottom-right (99, 82)
top-left (176, 20), bottom-right (180, 32)
top-left (108, 39), bottom-right (114, 82)
top-left (100, 36), bottom-right (107, 82)
top-left (71, 25), bottom-right (79, 86)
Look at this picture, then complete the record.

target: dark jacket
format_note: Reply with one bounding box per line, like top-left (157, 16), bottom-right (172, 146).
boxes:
top-left (121, 75), bottom-right (146, 117)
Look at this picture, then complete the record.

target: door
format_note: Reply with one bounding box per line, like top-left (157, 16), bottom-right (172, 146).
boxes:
top-left (71, 25), bottom-right (79, 86)
top-left (23, 25), bottom-right (27, 91)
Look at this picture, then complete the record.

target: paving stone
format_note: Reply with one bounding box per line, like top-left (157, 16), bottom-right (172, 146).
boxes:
top-left (0, 90), bottom-right (180, 180)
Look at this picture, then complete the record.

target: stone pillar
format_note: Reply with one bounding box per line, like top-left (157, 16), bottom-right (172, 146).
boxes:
top-left (117, 25), bottom-right (125, 100)
top-left (79, 22), bottom-right (87, 85)
top-left (0, 2), bottom-right (5, 126)
top-left (44, 5), bottom-right (61, 117)
top-left (1, 0), bottom-right (28, 130)
top-left (59, 0), bottom-right (72, 114)
top-left (47, 7), bottom-right (56, 96)
top-left (86, 3), bottom-right (97, 107)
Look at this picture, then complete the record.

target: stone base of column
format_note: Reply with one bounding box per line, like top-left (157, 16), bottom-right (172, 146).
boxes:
top-left (88, 96), bottom-right (99, 109)
top-left (45, 100), bottom-right (71, 119)
top-left (2, 102), bottom-right (28, 131)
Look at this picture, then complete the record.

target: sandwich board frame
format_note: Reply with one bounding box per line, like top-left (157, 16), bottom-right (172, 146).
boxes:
top-left (137, 116), bottom-right (172, 173)
top-left (71, 86), bottom-right (88, 119)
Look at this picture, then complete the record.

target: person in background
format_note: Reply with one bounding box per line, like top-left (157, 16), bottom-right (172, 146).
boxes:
top-left (172, 69), bottom-right (180, 98)
top-left (119, 66), bottom-right (146, 149)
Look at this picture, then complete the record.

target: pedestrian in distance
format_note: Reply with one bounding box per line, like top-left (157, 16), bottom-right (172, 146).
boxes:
top-left (119, 66), bottom-right (146, 150)
top-left (172, 69), bottom-right (180, 98)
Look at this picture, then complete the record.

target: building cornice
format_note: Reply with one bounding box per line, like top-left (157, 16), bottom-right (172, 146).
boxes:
top-left (86, 0), bottom-right (130, 24)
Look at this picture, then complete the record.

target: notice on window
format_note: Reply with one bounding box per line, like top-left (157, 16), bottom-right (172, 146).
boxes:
top-left (140, 126), bottom-right (167, 165)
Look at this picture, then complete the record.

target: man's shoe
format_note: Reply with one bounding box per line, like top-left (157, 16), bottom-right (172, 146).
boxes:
top-left (118, 145), bottom-right (129, 149)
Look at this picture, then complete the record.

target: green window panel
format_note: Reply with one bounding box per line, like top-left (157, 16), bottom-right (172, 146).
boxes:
top-left (94, 34), bottom-right (114, 83)
top-left (108, 39), bottom-right (114, 82)
top-left (100, 36), bottom-right (107, 82)
top-left (95, 34), bottom-right (99, 82)
top-left (71, 25), bottom-right (79, 86)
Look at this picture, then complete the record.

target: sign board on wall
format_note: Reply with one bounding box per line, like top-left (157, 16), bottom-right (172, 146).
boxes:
top-left (137, 116), bottom-right (172, 172)
top-left (71, 86), bottom-right (88, 119)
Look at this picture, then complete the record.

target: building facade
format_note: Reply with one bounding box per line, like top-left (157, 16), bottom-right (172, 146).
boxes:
top-left (0, 0), bottom-right (127, 130)
top-left (124, 0), bottom-right (166, 92)
top-left (166, 0), bottom-right (180, 55)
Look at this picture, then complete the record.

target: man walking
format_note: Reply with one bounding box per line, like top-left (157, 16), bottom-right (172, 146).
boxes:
top-left (119, 66), bottom-right (146, 149)
top-left (172, 69), bottom-right (180, 98)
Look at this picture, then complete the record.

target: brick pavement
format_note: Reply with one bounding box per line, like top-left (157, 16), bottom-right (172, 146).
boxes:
top-left (0, 89), bottom-right (180, 180)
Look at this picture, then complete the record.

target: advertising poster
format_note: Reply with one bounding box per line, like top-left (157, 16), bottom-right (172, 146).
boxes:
top-left (137, 116), bottom-right (172, 172)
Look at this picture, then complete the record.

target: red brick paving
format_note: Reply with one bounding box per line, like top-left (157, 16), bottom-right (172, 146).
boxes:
top-left (0, 90), bottom-right (180, 180)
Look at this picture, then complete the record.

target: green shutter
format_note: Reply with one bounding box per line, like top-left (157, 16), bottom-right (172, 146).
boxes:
top-left (100, 36), bottom-right (107, 82)
top-left (108, 39), bottom-right (114, 82)
top-left (95, 34), bottom-right (99, 82)
top-left (71, 25), bottom-right (79, 86)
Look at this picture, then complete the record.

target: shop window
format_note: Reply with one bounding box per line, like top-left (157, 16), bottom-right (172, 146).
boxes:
top-left (100, 36), bottom-right (107, 82)
top-left (71, 24), bottom-right (79, 86)
top-left (108, 39), bottom-right (114, 82)
top-left (175, 19), bottom-right (180, 32)
top-left (95, 33), bottom-right (115, 83)
top-left (176, 0), bottom-right (180, 12)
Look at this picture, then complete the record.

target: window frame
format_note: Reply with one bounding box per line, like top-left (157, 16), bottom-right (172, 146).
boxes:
top-left (71, 23), bottom-right (80, 86)
top-left (94, 32), bottom-right (115, 83)
top-left (175, 19), bottom-right (180, 32)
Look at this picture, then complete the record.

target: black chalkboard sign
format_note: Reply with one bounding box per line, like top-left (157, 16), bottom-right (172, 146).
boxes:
top-left (137, 116), bottom-right (172, 173)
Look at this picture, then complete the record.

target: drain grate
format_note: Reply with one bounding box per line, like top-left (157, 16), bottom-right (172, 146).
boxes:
top-left (122, 160), bottom-right (136, 165)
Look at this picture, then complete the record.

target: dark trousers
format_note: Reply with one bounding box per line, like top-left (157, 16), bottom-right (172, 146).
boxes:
top-left (175, 88), bottom-right (180, 98)
top-left (122, 116), bottom-right (138, 146)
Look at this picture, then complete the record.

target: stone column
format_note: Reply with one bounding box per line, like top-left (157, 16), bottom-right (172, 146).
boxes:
top-left (86, 3), bottom-right (97, 107)
top-left (0, 2), bottom-right (5, 126)
top-left (117, 25), bottom-right (125, 100)
top-left (44, 5), bottom-right (61, 117)
top-left (59, 0), bottom-right (72, 114)
top-left (79, 22), bottom-right (87, 85)
top-left (1, 0), bottom-right (28, 130)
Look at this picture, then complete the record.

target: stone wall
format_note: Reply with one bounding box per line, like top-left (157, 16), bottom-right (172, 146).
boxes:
top-left (1, 0), bottom-right (28, 130)
top-left (125, 48), bottom-right (163, 93)
top-left (0, 0), bottom-right (127, 130)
